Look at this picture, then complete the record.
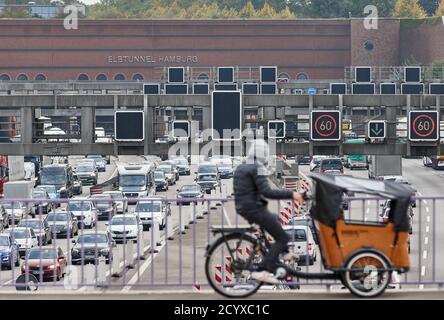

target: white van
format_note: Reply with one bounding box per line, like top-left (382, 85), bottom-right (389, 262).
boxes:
top-left (283, 225), bottom-right (317, 265)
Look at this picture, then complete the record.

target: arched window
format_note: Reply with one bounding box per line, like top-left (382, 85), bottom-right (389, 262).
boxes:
top-left (296, 73), bottom-right (308, 80)
top-left (17, 74), bottom-right (28, 81)
top-left (96, 74), bottom-right (107, 81)
top-left (364, 41), bottom-right (374, 52)
top-left (35, 74), bottom-right (46, 81)
top-left (114, 74), bottom-right (126, 81)
top-left (278, 73), bottom-right (290, 80)
top-left (78, 74), bottom-right (89, 81)
top-left (132, 74), bottom-right (144, 81)
top-left (0, 74), bottom-right (10, 81)
top-left (197, 73), bottom-right (209, 81)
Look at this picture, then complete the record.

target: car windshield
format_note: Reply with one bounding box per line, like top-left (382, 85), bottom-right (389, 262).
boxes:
top-left (136, 202), bottom-right (161, 212)
top-left (19, 220), bottom-right (41, 229)
top-left (2, 202), bottom-right (22, 209)
top-left (198, 166), bottom-right (217, 174)
top-left (111, 216), bottom-right (137, 225)
top-left (172, 159), bottom-right (188, 165)
top-left (321, 159), bottom-right (342, 170)
top-left (28, 249), bottom-right (57, 260)
top-left (11, 230), bottom-right (30, 239)
top-left (87, 156), bottom-right (102, 162)
top-left (286, 229), bottom-right (307, 241)
top-left (41, 175), bottom-right (66, 185)
top-left (119, 175), bottom-right (146, 187)
top-left (180, 185), bottom-right (200, 192)
top-left (77, 234), bottom-right (108, 244)
top-left (154, 172), bottom-right (165, 179)
top-left (198, 174), bottom-right (217, 181)
top-left (68, 202), bottom-right (91, 211)
top-left (37, 186), bottom-right (55, 193)
top-left (313, 158), bottom-right (324, 164)
top-left (76, 166), bottom-right (94, 173)
top-left (0, 237), bottom-right (9, 246)
top-left (47, 213), bottom-right (68, 221)
top-left (32, 192), bottom-right (46, 199)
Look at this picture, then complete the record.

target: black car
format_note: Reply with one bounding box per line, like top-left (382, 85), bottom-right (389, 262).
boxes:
top-left (154, 170), bottom-right (169, 191)
top-left (75, 164), bottom-right (98, 185)
top-left (177, 185), bottom-right (204, 205)
top-left (72, 174), bottom-right (83, 195)
top-left (32, 190), bottom-right (52, 214)
top-left (71, 232), bottom-right (115, 265)
top-left (89, 195), bottom-right (117, 221)
top-left (297, 156), bottom-right (312, 165)
top-left (45, 211), bottom-right (79, 239)
top-left (320, 158), bottom-right (344, 174)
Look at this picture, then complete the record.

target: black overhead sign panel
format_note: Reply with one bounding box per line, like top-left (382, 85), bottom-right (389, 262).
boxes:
top-left (408, 111), bottom-right (439, 142)
top-left (211, 91), bottom-right (242, 141)
top-left (114, 111), bottom-right (144, 141)
top-left (310, 110), bottom-right (341, 141)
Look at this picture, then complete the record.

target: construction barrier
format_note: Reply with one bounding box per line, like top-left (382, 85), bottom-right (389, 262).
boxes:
top-left (225, 256), bottom-right (233, 283)
top-left (125, 240), bottom-right (135, 269)
top-left (166, 215), bottom-right (175, 240)
top-left (136, 232), bottom-right (145, 260)
top-left (179, 208), bottom-right (187, 234)
top-left (214, 264), bottom-right (223, 285)
top-left (148, 220), bottom-right (161, 252)
top-left (111, 246), bottom-right (122, 277)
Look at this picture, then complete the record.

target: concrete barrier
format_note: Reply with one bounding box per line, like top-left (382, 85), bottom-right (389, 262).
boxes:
top-left (148, 220), bottom-right (161, 253)
top-left (196, 202), bottom-right (204, 219)
top-left (187, 205), bottom-right (195, 225)
top-left (179, 208), bottom-right (187, 234)
top-left (96, 256), bottom-right (107, 287)
top-left (125, 240), bottom-right (135, 269)
top-left (210, 189), bottom-right (218, 210)
top-left (111, 246), bottom-right (122, 277)
top-left (166, 214), bottom-right (175, 240)
top-left (136, 232), bottom-right (146, 260)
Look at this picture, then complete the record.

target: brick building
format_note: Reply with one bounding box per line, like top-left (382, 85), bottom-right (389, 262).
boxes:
top-left (0, 18), bottom-right (443, 81)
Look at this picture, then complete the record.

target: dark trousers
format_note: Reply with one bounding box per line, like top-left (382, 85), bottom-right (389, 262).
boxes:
top-left (240, 209), bottom-right (290, 272)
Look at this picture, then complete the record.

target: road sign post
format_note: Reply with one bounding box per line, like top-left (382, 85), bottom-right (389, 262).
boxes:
top-left (408, 111), bottom-right (439, 142)
top-left (310, 111), bottom-right (341, 141)
top-left (368, 120), bottom-right (386, 139)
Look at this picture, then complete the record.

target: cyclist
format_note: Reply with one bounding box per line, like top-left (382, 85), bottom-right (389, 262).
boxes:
top-left (233, 139), bottom-right (305, 284)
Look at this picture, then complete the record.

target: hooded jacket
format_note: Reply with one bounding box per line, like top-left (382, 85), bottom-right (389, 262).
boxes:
top-left (233, 140), bottom-right (293, 215)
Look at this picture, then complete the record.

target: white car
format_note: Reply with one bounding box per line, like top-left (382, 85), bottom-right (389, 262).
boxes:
top-left (3, 202), bottom-right (28, 224)
top-left (310, 156), bottom-right (328, 172)
top-left (133, 200), bottom-right (171, 231)
top-left (103, 191), bottom-right (127, 214)
top-left (107, 214), bottom-right (143, 242)
top-left (156, 164), bottom-right (176, 185)
top-left (284, 225), bottom-right (317, 265)
top-left (67, 201), bottom-right (97, 228)
top-left (6, 227), bottom-right (38, 257)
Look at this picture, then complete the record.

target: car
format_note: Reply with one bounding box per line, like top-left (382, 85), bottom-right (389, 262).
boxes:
top-left (162, 161), bottom-right (180, 181)
top-left (423, 156), bottom-right (432, 167)
top-left (45, 210), bottom-right (79, 239)
top-left (35, 185), bottom-right (59, 205)
top-left (86, 155), bottom-right (107, 172)
top-left (75, 164), bottom-right (98, 185)
top-left (284, 225), bottom-right (317, 266)
top-left (18, 218), bottom-right (51, 245)
top-left (71, 232), bottom-right (115, 265)
top-left (319, 158), bottom-right (344, 174)
top-left (170, 157), bottom-right (191, 175)
top-left (3, 201), bottom-right (29, 224)
top-left (72, 174), bottom-right (83, 195)
top-left (107, 214), bottom-right (143, 242)
top-left (297, 155), bottom-right (312, 165)
top-left (177, 185), bottom-right (204, 205)
top-left (288, 217), bottom-right (319, 245)
top-left (103, 191), bottom-right (127, 214)
top-left (67, 201), bottom-right (97, 229)
top-left (155, 135), bottom-right (177, 144)
top-left (0, 204), bottom-right (9, 229)
top-left (0, 234), bottom-right (20, 270)
top-left (6, 227), bottom-right (38, 257)
top-left (89, 194), bottom-right (117, 221)
top-left (156, 164), bottom-right (176, 185)
top-left (323, 169), bottom-right (342, 175)
top-left (22, 247), bottom-right (67, 281)
top-left (153, 170), bottom-right (169, 191)
top-left (133, 200), bottom-right (171, 231)
top-left (32, 190), bottom-right (52, 214)
top-left (309, 156), bottom-right (328, 172)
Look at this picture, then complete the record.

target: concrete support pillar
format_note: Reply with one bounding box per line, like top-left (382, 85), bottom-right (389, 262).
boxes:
top-left (202, 107), bottom-right (211, 131)
top-left (308, 95), bottom-right (314, 156)
top-left (262, 106), bottom-right (275, 121)
top-left (386, 105), bottom-right (397, 146)
top-left (144, 95), bottom-right (154, 155)
top-left (81, 107), bottom-right (95, 144)
top-left (20, 107), bottom-right (34, 144)
top-left (338, 95), bottom-right (344, 156)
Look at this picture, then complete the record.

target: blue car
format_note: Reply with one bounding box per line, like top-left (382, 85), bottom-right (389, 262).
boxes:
top-left (0, 234), bottom-right (20, 270)
top-left (35, 185), bottom-right (60, 207)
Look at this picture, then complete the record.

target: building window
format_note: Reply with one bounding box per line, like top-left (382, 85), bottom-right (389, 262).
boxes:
top-left (364, 41), bottom-right (374, 51)
top-left (132, 74), bottom-right (144, 81)
top-left (296, 73), bottom-right (308, 80)
top-left (278, 73), bottom-right (289, 80)
top-left (35, 74), bottom-right (46, 81)
top-left (197, 73), bottom-right (209, 81)
top-left (96, 74), bottom-right (107, 81)
top-left (17, 74), bottom-right (28, 81)
top-left (0, 74), bottom-right (10, 81)
top-left (78, 74), bottom-right (89, 81)
top-left (114, 74), bottom-right (126, 80)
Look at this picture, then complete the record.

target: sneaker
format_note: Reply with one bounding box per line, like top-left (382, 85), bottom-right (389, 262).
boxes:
top-left (283, 253), bottom-right (299, 262)
top-left (251, 271), bottom-right (281, 284)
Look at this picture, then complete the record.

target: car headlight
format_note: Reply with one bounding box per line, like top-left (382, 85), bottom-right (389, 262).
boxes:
top-left (100, 248), bottom-right (109, 254)
top-left (48, 265), bottom-right (55, 270)
top-left (177, 194), bottom-right (183, 198)
top-left (90, 173), bottom-right (96, 177)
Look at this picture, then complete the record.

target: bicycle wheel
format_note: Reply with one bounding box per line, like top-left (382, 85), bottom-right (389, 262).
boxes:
top-left (205, 233), bottom-right (264, 298)
top-left (342, 250), bottom-right (391, 298)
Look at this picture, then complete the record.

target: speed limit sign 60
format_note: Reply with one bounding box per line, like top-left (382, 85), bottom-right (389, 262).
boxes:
top-left (310, 111), bottom-right (341, 141)
top-left (408, 111), bottom-right (439, 141)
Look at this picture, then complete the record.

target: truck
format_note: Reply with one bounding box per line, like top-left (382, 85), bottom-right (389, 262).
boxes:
top-left (0, 156), bottom-right (25, 196)
top-left (116, 163), bottom-right (156, 202)
top-left (368, 155), bottom-right (402, 180)
top-left (3, 180), bottom-right (33, 216)
top-left (344, 138), bottom-right (368, 170)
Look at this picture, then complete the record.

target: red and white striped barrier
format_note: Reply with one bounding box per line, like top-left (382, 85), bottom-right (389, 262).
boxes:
top-left (214, 264), bottom-right (223, 285)
top-left (225, 256), bottom-right (233, 283)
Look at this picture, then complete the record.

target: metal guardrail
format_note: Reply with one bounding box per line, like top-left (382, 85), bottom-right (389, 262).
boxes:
top-left (0, 194), bottom-right (440, 293)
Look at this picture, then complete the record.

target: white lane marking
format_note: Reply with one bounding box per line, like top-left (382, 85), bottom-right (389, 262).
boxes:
top-left (426, 207), bottom-right (430, 213)
top-left (423, 200), bottom-right (428, 205)
top-left (222, 207), bottom-right (232, 226)
top-left (426, 226), bottom-right (430, 233)
top-left (425, 237), bottom-right (429, 245)
top-left (423, 251), bottom-right (427, 260)
top-left (421, 266), bottom-right (426, 277)
top-left (427, 216), bottom-right (430, 223)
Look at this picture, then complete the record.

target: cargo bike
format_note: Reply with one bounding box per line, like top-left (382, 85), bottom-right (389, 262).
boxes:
top-left (205, 173), bottom-right (413, 298)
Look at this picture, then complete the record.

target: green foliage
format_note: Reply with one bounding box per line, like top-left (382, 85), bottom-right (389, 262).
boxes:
top-left (393, 0), bottom-right (427, 18)
top-left (425, 61), bottom-right (444, 80)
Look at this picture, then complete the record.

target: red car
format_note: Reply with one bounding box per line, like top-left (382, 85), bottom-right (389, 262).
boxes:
top-left (21, 247), bottom-right (67, 281)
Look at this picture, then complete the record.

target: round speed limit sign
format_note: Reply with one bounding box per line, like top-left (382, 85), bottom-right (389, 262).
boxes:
top-left (311, 111), bottom-right (341, 141)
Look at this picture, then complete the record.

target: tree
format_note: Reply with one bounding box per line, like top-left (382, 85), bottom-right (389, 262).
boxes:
top-left (255, 2), bottom-right (277, 18)
top-left (278, 6), bottom-right (295, 18)
top-left (239, 1), bottom-right (256, 17)
top-left (419, 0), bottom-right (440, 15)
top-left (425, 61), bottom-right (444, 79)
top-left (393, 0), bottom-right (427, 18)
top-left (434, 0), bottom-right (444, 16)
